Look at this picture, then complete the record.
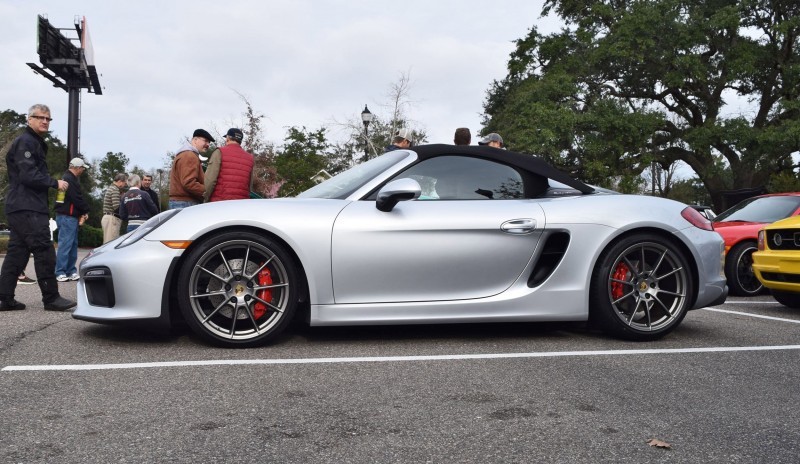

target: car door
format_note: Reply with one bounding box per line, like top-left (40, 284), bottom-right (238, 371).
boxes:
top-left (331, 155), bottom-right (546, 304)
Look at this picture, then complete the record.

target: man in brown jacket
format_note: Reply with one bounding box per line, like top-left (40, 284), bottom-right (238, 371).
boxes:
top-left (168, 128), bottom-right (214, 209)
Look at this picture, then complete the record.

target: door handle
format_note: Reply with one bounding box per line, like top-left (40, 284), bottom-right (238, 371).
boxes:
top-left (501, 218), bottom-right (537, 234)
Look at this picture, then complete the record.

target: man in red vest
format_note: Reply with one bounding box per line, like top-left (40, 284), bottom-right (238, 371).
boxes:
top-left (204, 128), bottom-right (255, 202)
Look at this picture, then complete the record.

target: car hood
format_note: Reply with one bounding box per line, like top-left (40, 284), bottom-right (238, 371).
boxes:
top-left (712, 220), bottom-right (765, 241)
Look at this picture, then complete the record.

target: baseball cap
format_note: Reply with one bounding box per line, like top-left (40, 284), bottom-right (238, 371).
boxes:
top-left (395, 128), bottom-right (414, 143)
top-left (478, 133), bottom-right (504, 146)
top-left (69, 157), bottom-right (90, 169)
top-left (225, 128), bottom-right (244, 143)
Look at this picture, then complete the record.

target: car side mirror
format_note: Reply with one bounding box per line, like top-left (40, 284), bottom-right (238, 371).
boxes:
top-left (376, 178), bottom-right (422, 212)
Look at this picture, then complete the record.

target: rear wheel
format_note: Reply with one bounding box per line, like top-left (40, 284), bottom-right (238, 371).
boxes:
top-left (590, 234), bottom-right (693, 341)
top-left (771, 290), bottom-right (800, 309)
top-left (177, 231), bottom-right (298, 347)
top-left (725, 242), bottom-right (763, 296)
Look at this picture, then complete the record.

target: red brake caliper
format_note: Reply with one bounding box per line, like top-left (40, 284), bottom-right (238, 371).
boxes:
top-left (611, 262), bottom-right (629, 300)
top-left (253, 266), bottom-right (273, 319)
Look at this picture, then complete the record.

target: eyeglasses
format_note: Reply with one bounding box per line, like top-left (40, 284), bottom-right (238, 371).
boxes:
top-left (30, 115), bottom-right (53, 122)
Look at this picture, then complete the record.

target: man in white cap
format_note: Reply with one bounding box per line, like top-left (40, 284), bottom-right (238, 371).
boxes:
top-left (385, 128), bottom-right (414, 151)
top-left (54, 157), bottom-right (91, 282)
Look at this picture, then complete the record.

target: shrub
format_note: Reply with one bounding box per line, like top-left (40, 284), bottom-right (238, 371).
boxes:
top-left (53, 224), bottom-right (104, 249)
top-left (79, 225), bottom-right (103, 248)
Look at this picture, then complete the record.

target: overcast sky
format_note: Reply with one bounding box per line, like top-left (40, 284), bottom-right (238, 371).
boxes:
top-left (2, 0), bottom-right (564, 171)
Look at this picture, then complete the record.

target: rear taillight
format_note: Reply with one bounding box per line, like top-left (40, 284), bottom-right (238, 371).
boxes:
top-left (681, 207), bottom-right (714, 231)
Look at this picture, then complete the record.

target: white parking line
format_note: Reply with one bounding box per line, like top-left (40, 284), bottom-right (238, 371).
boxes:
top-left (3, 345), bottom-right (800, 372)
top-left (704, 307), bottom-right (800, 324)
top-left (723, 301), bottom-right (779, 304)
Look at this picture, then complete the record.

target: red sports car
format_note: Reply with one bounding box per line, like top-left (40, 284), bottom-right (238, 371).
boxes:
top-left (713, 193), bottom-right (800, 296)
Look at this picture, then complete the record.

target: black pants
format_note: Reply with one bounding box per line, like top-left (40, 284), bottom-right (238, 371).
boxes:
top-left (0, 211), bottom-right (60, 303)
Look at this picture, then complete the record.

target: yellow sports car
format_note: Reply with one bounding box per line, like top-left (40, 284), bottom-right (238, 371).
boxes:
top-left (752, 216), bottom-right (800, 308)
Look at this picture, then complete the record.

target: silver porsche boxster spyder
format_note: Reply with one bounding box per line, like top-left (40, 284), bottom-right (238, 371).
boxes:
top-left (73, 144), bottom-right (728, 347)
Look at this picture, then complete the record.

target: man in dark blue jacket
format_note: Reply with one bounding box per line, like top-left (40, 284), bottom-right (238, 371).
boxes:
top-left (0, 104), bottom-right (76, 311)
top-left (54, 157), bottom-right (91, 281)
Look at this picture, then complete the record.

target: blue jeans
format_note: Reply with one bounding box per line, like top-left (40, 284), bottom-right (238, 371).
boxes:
top-left (168, 199), bottom-right (198, 210)
top-left (55, 215), bottom-right (79, 276)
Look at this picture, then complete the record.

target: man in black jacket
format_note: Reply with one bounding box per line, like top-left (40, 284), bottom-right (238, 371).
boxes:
top-left (0, 104), bottom-right (76, 312)
top-left (54, 157), bottom-right (90, 282)
top-left (140, 174), bottom-right (160, 213)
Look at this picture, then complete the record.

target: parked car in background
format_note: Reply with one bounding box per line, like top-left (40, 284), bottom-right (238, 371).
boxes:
top-left (73, 145), bottom-right (727, 347)
top-left (713, 193), bottom-right (800, 296)
top-left (752, 215), bottom-right (800, 308)
top-left (690, 205), bottom-right (716, 220)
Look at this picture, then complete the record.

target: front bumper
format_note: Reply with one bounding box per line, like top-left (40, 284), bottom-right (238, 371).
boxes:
top-left (752, 250), bottom-right (800, 292)
top-left (72, 239), bottom-right (183, 323)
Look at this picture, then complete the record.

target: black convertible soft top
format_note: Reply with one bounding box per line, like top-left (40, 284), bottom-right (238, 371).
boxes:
top-left (410, 144), bottom-right (595, 194)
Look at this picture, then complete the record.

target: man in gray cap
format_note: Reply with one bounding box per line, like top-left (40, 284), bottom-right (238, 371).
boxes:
top-left (385, 128), bottom-right (414, 151)
top-left (204, 128), bottom-right (255, 202)
top-left (169, 128), bottom-right (214, 209)
top-left (478, 133), bottom-right (504, 148)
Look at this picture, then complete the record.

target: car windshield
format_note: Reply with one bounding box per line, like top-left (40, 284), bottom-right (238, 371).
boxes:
top-left (714, 196), bottom-right (800, 223)
top-left (297, 151), bottom-right (411, 199)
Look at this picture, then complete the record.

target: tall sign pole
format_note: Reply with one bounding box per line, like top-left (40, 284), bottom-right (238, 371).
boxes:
top-left (26, 15), bottom-right (102, 164)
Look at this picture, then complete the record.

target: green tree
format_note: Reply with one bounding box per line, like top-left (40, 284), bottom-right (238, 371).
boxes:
top-left (238, 96), bottom-right (281, 198)
top-left (274, 127), bottom-right (329, 196)
top-left (95, 152), bottom-right (130, 190)
top-left (483, 0), bottom-right (800, 209)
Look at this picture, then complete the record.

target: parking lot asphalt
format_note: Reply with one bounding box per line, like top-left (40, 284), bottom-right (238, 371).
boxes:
top-left (0, 249), bottom-right (799, 462)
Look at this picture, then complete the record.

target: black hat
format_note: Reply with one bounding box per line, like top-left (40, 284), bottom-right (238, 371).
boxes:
top-left (192, 129), bottom-right (215, 143)
top-left (225, 128), bottom-right (244, 143)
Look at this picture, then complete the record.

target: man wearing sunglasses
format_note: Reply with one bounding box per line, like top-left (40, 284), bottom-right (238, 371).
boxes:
top-left (0, 104), bottom-right (76, 312)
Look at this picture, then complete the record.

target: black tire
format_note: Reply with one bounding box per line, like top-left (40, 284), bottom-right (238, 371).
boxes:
top-left (771, 290), bottom-right (800, 309)
top-left (590, 233), bottom-right (693, 341)
top-left (177, 231), bottom-right (298, 347)
top-left (725, 242), bottom-right (763, 296)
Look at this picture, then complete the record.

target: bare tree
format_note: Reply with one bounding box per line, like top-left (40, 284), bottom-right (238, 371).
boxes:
top-left (327, 71), bottom-right (428, 171)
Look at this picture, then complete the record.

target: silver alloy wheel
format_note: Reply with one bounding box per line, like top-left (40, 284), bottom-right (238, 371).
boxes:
top-left (606, 241), bottom-right (689, 332)
top-left (186, 239), bottom-right (291, 341)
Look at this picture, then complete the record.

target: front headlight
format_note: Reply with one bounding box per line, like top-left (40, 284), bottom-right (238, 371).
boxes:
top-left (116, 209), bottom-right (181, 249)
top-left (757, 229), bottom-right (765, 251)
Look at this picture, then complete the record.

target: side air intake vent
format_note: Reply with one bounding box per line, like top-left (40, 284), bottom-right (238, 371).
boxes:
top-left (528, 232), bottom-right (570, 287)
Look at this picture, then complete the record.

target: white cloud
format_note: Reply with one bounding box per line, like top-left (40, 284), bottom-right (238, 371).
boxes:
top-left (2, 0), bottom-right (559, 170)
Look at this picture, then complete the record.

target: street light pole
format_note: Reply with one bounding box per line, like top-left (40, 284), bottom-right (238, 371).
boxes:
top-left (361, 105), bottom-right (373, 160)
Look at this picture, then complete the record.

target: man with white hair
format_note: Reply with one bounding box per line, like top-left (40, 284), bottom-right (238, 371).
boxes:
top-left (120, 174), bottom-right (159, 233)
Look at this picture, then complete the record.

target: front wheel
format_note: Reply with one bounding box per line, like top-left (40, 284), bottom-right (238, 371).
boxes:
top-left (725, 242), bottom-right (763, 296)
top-left (177, 231), bottom-right (299, 347)
top-left (590, 234), bottom-right (694, 341)
top-left (771, 290), bottom-right (800, 309)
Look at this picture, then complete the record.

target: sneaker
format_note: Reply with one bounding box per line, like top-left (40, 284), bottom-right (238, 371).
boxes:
top-left (56, 275), bottom-right (69, 282)
top-left (69, 273), bottom-right (80, 281)
top-left (43, 296), bottom-right (76, 312)
top-left (17, 276), bottom-right (37, 285)
top-left (0, 299), bottom-right (26, 311)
